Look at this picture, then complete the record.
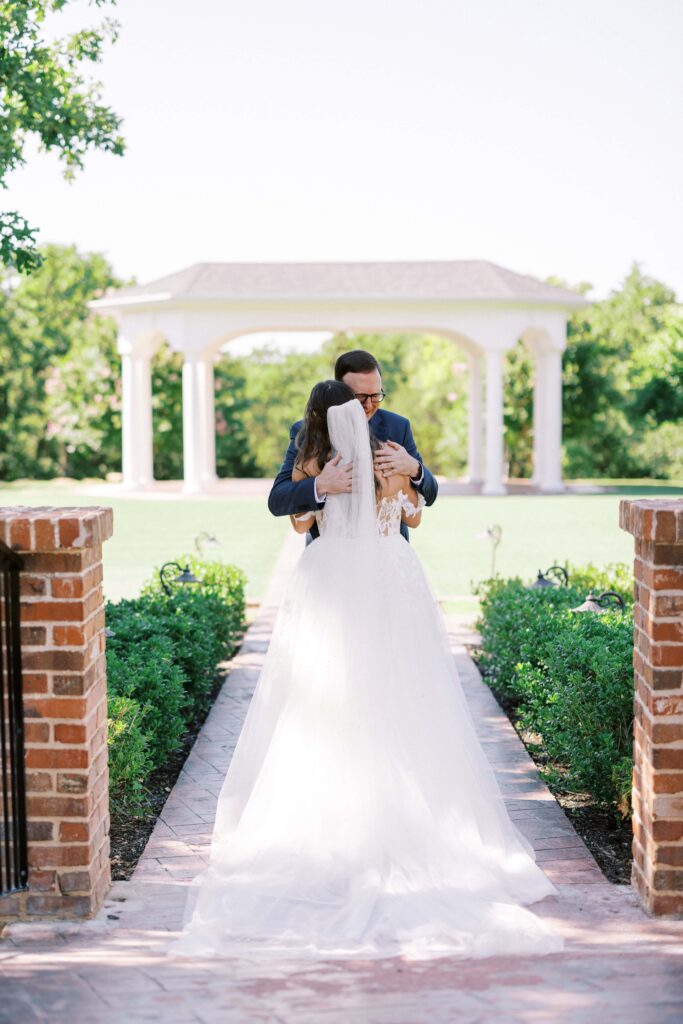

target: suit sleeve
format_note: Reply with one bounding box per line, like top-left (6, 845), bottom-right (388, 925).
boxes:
top-left (267, 423), bottom-right (325, 518)
top-left (401, 420), bottom-right (438, 507)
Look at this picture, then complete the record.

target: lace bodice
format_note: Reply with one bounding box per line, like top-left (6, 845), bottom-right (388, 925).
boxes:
top-left (373, 490), bottom-right (426, 537)
top-left (294, 489), bottom-right (426, 538)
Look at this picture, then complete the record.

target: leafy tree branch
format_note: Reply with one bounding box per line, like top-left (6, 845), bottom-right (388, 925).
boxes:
top-left (0, 0), bottom-right (124, 272)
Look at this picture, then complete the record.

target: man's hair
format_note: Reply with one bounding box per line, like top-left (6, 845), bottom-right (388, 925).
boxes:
top-left (334, 349), bottom-right (381, 380)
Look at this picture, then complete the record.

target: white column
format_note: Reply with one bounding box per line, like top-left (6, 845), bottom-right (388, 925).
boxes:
top-left (482, 349), bottom-right (507, 496)
top-left (539, 349), bottom-right (564, 492)
top-left (121, 352), bottom-right (136, 488)
top-left (467, 351), bottom-right (484, 484)
top-left (120, 349), bottom-right (154, 489)
top-left (201, 356), bottom-right (217, 485)
top-left (182, 353), bottom-right (204, 494)
top-left (531, 352), bottom-right (546, 486)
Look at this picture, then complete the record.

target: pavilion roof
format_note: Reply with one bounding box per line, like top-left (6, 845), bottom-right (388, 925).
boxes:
top-left (100, 260), bottom-right (586, 306)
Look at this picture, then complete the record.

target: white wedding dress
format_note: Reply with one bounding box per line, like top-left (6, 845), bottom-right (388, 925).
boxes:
top-left (166, 400), bottom-right (565, 962)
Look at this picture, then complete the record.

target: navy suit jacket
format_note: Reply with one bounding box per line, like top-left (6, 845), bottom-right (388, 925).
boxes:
top-left (267, 407), bottom-right (438, 543)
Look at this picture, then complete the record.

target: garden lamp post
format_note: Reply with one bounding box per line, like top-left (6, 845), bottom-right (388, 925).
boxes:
top-left (159, 562), bottom-right (202, 597)
top-left (194, 531), bottom-right (222, 556)
top-left (529, 565), bottom-right (569, 589)
top-left (570, 590), bottom-right (625, 614)
top-left (486, 524), bottom-right (502, 578)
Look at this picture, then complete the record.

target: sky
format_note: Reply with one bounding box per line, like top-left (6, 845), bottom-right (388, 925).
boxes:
top-left (5, 0), bottom-right (683, 353)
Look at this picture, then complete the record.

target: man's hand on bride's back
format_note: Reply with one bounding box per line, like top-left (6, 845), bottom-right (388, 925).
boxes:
top-left (316, 453), bottom-right (353, 497)
top-left (374, 441), bottom-right (419, 479)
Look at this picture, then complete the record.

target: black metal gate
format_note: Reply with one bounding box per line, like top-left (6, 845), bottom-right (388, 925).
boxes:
top-left (0, 539), bottom-right (28, 896)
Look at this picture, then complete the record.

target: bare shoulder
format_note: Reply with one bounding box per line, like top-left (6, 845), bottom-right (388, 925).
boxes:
top-left (292, 456), bottom-right (320, 482)
top-left (379, 473), bottom-right (412, 499)
top-left (403, 479), bottom-right (420, 505)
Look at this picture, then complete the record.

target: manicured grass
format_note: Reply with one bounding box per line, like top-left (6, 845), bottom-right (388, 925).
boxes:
top-left (2, 478), bottom-right (677, 603)
top-left (410, 484), bottom-right (680, 597)
top-left (0, 480), bottom-right (287, 602)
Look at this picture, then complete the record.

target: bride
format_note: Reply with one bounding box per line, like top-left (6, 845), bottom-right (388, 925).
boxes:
top-left (166, 382), bottom-right (565, 962)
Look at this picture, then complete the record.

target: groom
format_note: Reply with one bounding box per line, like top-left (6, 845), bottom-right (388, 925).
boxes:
top-left (268, 349), bottom-right (438, 542)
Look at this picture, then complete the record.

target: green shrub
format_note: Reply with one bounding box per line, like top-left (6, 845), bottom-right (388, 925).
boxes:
top-left (141, 555), bottom-right (247, 712)
top-left (138, 589), bottom-right (237, 715)
top-left (473, 561), bottom-right (632, 700)
top-left (105, 608), bottom-right (189, 769)
top-left (515, 609), bottom-right (634, 806)
top-left (107, 694), bottom-right (153, 812)
top-left (141, 553), bottom-right (246, 637)
top-left (473, 561), bottom-right (634, 816)
top-left (106, 556), bottom-right (247, 813)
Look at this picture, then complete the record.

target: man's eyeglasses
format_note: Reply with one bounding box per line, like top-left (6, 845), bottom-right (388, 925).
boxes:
top-left (353, 390), bottom-right (386, 406)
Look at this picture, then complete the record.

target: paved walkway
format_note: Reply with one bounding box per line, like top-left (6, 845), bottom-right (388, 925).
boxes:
top-left (2, 537), bottom-right (683, 1023)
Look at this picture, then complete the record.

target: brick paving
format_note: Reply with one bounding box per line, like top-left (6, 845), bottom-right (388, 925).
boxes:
top-left (2, 533), bottom-right (683, 1023)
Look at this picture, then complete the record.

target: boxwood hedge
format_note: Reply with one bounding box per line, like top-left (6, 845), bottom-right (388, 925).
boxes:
top-left (473, 562), bottom-right (634, 816)
top-left (106, 556), bottom-right (246, 812)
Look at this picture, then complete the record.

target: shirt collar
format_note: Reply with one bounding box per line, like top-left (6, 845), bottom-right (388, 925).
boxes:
top-left (369, 407), bottom-right (386, 438)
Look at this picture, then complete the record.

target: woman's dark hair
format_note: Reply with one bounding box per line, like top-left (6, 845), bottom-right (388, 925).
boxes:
top-left (294, 380), bottom-right (356, 473)
top-left (334, 349), bottom-right (381, 380)
top-left (294, 379), bottom-right (382, 494)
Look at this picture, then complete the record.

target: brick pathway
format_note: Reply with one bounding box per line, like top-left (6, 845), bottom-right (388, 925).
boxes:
top-left (2, 535), bottom-right (683, 1023)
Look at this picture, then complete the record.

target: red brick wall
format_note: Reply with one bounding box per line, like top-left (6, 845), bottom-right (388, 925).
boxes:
top-left (0, 507), bottom-right (113, 922)
top-left (620, 498), bottom-right (683, 916)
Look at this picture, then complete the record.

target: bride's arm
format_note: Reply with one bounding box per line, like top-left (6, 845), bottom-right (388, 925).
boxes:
top-left (400, 479), bottom-right (424, 528)
top-left (289, 465), bottom-right (318, 533)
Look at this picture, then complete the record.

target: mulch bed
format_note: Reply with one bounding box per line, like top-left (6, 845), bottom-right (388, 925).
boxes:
top-left (555, 795), bottom-right (633, 885)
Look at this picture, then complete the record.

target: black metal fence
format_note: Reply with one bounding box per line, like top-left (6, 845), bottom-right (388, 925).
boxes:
top-left (0, 539), bottom-right (28, 896)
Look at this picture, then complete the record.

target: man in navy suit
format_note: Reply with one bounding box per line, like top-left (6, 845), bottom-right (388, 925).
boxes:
top-left (268, 349), bottom-right (438, 542)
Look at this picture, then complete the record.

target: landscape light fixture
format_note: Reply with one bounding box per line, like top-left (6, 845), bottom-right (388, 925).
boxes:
top-left (529, 565), bottom-right (569, 590)
top-left (159, 562), bottom-right (201, 597)
top-left (194, 531), bottom-right (222, 556)
top-left (570, 590), bottom-right (625, 614)
top-left (485, 524), bottom-right (502, 578)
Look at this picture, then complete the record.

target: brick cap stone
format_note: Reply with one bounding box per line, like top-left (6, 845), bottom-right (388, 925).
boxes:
top-left (0, 507), bottom-right (114, 553)
top-left (619, 499), bottom-right (683, 544)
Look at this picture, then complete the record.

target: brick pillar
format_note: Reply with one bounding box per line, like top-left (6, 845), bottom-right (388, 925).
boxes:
top-left (0, 506), bottom-right (113, 923)
top-left (620, 498), bottom-right (683, 916)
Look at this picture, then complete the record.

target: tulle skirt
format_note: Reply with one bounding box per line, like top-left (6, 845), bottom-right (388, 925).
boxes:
top-left (165, 533), bottom-right (565, 961)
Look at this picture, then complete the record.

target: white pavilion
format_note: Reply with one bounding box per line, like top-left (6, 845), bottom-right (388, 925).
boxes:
top-left (88, 260), bottom-right (587, 496)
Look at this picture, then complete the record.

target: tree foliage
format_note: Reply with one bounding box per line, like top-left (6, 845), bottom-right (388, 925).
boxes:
top-left (0, 0), bottom-right (124, 271)
top-left (0, 242), bottom-right (122, 478)
top-left (503, 339), bottom-right (534, 479)
top-left (562, 264), bottom-right (683, 477)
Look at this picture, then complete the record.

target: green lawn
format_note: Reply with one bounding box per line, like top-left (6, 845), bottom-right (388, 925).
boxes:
top-left (1, 478), bottom-right (680, 604)
top-left (413, 479), bottom-right (683, 600)
top-left (0, 481), bottom-right (287, 602)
